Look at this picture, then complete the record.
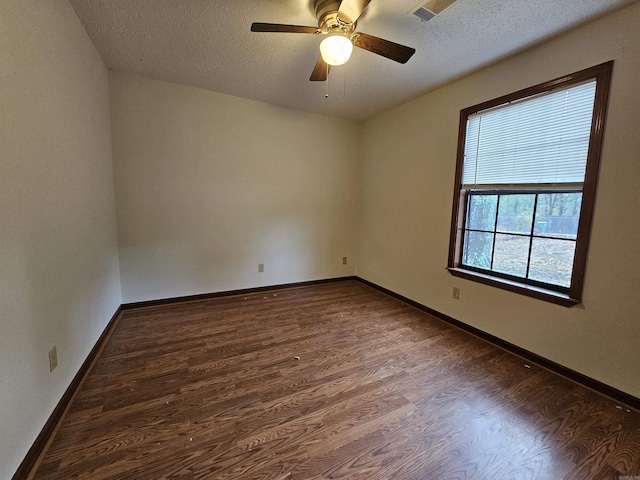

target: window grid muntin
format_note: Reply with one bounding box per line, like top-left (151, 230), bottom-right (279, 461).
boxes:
top-left (461, 189), bottom-right (581, 292)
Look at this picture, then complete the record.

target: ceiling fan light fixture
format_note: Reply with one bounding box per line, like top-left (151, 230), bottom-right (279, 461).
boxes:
top-left (319, 34), bottom-right (353, 66)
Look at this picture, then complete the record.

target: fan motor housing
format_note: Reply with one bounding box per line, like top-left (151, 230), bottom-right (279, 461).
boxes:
top-left (314, 0), bottom-right (341, 22)
top-left (315, 0), bottom-right (356, 35)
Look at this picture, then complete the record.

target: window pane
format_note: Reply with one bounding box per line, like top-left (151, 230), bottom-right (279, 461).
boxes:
top-left (496, 194), bottom-right (535, 234)
top-left (529, 238), bottom-right (576, 287)
top-left (493, 234), bottom-right (530, 277)
top-left (534, 193), bottom-right (582, 239)
top-left (467, 195), bottom-right (497, 231)
top-left (463, 231), bottom-right (493, 269)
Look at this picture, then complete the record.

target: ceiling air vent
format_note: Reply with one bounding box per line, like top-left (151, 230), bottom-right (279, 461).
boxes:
top-left (410, 0), bottom-right (457, 21)
top-left (413, 7), bottom-right (436, 22)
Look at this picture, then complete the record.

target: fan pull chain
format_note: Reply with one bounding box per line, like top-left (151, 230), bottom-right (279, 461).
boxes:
top-left (325, 63), bottom-right (329, 98)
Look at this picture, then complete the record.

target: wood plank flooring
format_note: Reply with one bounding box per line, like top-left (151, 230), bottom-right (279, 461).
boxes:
top-left (30, 280), bottom-right (640, 479)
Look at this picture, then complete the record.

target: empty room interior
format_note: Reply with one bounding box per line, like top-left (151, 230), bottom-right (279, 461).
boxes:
top-left (2, 0), bottom-right (640, 478)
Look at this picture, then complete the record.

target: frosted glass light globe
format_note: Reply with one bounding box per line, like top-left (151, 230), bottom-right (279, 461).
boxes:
top-left (320, 35), bottom-right (353, 66)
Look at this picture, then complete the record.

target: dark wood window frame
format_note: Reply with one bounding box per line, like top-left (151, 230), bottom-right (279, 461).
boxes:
top-left (447, 61), bottom-right (613, 306)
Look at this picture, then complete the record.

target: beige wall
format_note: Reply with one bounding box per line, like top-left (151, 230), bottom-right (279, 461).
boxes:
top-left (0, 0), bottom-right (122, 477)
top-left (357, 3), bottom-right (640, 397)
top-left (109, 72), bottom-right (360, 303)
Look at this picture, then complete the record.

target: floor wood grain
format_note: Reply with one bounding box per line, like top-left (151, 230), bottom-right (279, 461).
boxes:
top-left (31, 280), bottom-right (640, 479)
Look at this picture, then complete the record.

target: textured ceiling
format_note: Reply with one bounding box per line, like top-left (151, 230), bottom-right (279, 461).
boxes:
top-left (68, 0), bottom-right (638, 122)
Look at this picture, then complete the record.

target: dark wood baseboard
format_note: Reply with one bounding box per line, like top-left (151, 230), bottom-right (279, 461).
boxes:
top-left (13, 277), bottom-right (355, 479)
top-left (11, 305), bottom-right (124, 480)
top-left (122, 276), bottom-right (357, 310)
top-left (28, 279), bottom-right (640, 478)
top-left (355, 276), bottom-right (640, 412)
top-left (15, 275), bottom-right (639, 478)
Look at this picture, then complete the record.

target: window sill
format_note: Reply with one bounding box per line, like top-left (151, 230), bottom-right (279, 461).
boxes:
top-left (447, 267), bottom-right (580, 307)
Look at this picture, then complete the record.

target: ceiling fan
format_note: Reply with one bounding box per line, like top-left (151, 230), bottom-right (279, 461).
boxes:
top-left (251, 0), bottom-right (416, 81)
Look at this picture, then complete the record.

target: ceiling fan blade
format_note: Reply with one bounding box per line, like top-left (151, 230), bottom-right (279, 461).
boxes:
top-left (353, 33), bottom-right (416, 64)
top-left (337, 0), bottom-right (372, 23)
top-left (250, 23), bottom-right (320, 34)
top-left (310, 55), bottom-right (331, 81)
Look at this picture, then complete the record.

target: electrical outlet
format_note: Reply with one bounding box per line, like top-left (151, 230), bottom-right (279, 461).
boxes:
top-left (452, 287), bottom-right (460, 300)
top-left (49, 345), bottom-right (58, 372)
top-left (258, 263), bottom-right (264, 273)
top-left (342, 256), bottom-right (348, 265)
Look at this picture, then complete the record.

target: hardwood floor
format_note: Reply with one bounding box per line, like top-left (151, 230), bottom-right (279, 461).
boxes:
top-left (30, 280), bottom-right (640, 479)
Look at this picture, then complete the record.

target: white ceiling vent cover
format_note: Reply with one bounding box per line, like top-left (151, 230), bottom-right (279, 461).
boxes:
top-left (411, 0), bottom-right (457, 21)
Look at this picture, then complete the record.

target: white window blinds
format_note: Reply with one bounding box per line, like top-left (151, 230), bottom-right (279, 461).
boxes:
top-left (462, 81), bottom-right (597, 187)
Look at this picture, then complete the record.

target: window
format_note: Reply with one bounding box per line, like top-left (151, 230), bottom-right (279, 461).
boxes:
top-left (448, 62), bottom-right (613, 306)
